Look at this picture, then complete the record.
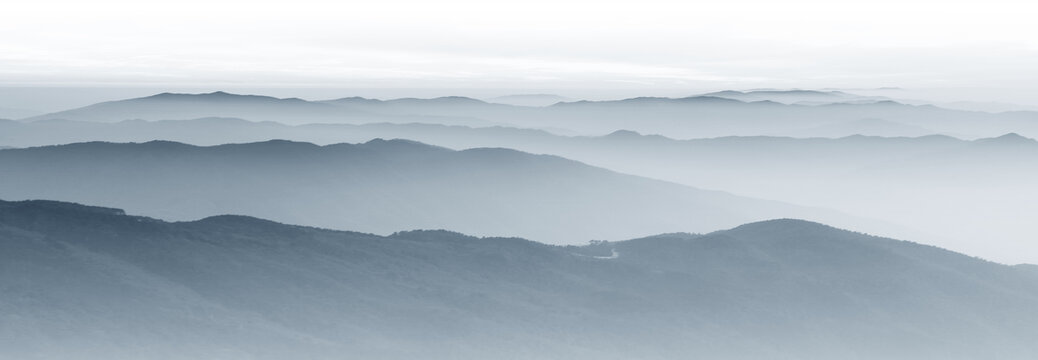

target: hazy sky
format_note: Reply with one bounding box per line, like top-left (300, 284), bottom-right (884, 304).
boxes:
top-left (2, 0), bottom-right (1037, 99)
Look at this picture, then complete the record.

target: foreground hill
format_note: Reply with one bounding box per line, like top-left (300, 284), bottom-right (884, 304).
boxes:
top-left (1, 199), bottom-right (1036, 359)
top-left (0, 139), bottom-right (872, 243)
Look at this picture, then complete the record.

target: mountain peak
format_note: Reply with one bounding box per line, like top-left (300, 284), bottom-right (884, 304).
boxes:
top-left (356, 138), bottom-right (449, 152)
top-left (381, 96), bottom-right (488, 105)
top-left (605, 129), bottom-right (643, 138)
top-left (994, 132), bottom-right (1034, 141)
top-left (702, 90), bottom-right (745, 96)
top-left (721, 218), bottom-right (849, 239)
top-left (676, 95), bottom-right (746, 103)
top-left (189, 214), bottom-right (289, 229)
top-left (976, 132), bottom-right (1037, 145)
top-left (390, 229), bottom-right (480, 241)
top-left (434, 96), bottom-right (485, 103)
top-left (140, 91), bottom-right (297, 103)
top-left (729, 218), bottom-right (831, 231)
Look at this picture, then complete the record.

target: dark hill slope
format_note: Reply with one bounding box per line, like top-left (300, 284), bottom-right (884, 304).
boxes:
top-left (1, 200), bottom-right (1037, 359)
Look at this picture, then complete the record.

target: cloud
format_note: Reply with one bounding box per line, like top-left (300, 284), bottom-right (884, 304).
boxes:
top-left (1, 0), bottom-right (1036, 90)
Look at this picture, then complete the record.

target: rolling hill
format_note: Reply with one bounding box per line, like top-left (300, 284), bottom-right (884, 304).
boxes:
top-left (6, 119), bottom-right (1037, 261)
top-left (23, 91), bottom-right (508, 127)
top-left (1, 199), bottom-right (1036, 359)
top-left (0, 139), bottom-right (877, 244)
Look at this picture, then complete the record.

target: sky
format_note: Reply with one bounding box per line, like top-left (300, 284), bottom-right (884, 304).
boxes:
top-left (2, 0), bottom-right (1037, 102)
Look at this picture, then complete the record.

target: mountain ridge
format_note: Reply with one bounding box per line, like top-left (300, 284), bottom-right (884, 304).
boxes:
top-left (21, 90), bottom-right (1038, 139)
top-left (0, 139), bottom-right (878, 244)
top-left (2, 198), bottom-right (1037, 359)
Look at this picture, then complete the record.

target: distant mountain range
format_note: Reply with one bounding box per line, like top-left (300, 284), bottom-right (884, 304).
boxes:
top-left (484, 94), bottom-right (573, 107)
top-left (20, 90), bottom-right (1038, 139)
top-left (699, 89), bottom-right (1038, 113)
top-left (0, 139), bottom-right (882, 243)
top-left (1, 199), bottom-right (1036, 359)
top-left (22, 91), bottom-right (511, 128)
top-left (6, 118), bottom-right (1038, 261)
top-left (699, 89), bottom-right (868, 104)
top-left (545, 96), bottom-right (1038, 138)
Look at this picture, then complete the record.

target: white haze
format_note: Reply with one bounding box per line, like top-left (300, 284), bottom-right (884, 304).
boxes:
top-left (2, 0), bottom-right (1038, 106)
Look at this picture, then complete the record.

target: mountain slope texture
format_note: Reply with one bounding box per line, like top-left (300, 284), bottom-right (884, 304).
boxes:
top-left (1, 199), bottom-right (1037, 359)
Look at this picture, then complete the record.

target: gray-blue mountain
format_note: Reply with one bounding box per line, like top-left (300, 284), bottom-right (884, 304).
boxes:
top-left (1, 199), bottom-right (1036, 359)
top-left (21, 91), bottom-right (1038, 138)
top-left (0, 139), bottom-right (871, 243)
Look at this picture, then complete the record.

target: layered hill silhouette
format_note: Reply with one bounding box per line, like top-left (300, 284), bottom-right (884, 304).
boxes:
top-left (21, 91), bottom-right (1038, 139)
top-left (699, 89), bottom-right (866, 104)
top-left (544, 96), bottom-right (1038, 138)
top-left (22, 91), bottom-right (508, 127)
top-left (6, 119), bottom-right (1038, 261)
top-left (484, 93), bottom-right (572, 107)
top-left (0, 139), bottom-right (877, 243)
top-left (1, 199), bottom-right (1036, 359)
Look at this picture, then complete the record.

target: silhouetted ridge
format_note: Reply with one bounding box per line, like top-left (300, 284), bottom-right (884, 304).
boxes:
top-left (975, 132), bottom-right (1037, 145)
top-left (213, 139), bottom-right (322, 153)
top-left (702, 90), bottom-right (745, 97)
top-left (832, 133), bottom-right (962, 143)
top-left (429, 96), bottom-right (487, 104)
top-left (604, 129), bottom-right (643, 138)
top-left (386, 96), bottom-right (489, 105)
top-left (21, 140), bottom-right (198, 152)
top-left (675, 96), bottom-right (746, 103)
top-left (721, 218), bottom-right (849, 238)
top-left (391, 229), bottom-right (480, 241)
top-left (190, 214), bottom-right (287, 226)
top-left (551, 95), bottom-right (749, 107)
top-left (0, 137), bottom-right (976, 247)
top-left (184, 214), bottom-right (325, 241)
top-left (20, 138), bottom-right (451, 154)
top-left (356, 137), bottom-right (450, 152)
top-left (142, 91), bottom-right (307, 103)
top-left (0, 199), bottom-right (155, 239)
top-left (0, 199), bottom-right (126, 217)
top-left (324, 96), bottom-right (492, 106)
top-left (600, 130), bottom-right (671, 142)
top-left (323, 96), bottom-right (384, 104)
